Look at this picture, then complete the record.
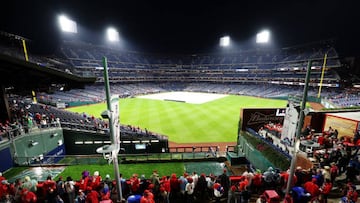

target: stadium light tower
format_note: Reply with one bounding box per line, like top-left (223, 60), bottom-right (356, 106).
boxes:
top-left (58, 15), bottom-right (78, 33)
top-left (220, 36), bottom-right (231, 47)
top-left (256, 30), bottom-right (270, 43)
top-left (106, 27), bottom-right (120, 42)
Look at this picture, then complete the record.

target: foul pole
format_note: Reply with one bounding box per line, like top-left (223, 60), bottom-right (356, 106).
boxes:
top-left (317, 53), bottom-right (328, 98)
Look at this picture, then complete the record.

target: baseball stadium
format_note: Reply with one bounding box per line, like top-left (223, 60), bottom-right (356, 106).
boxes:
top-left (1, 1), bottom-right (360, 203)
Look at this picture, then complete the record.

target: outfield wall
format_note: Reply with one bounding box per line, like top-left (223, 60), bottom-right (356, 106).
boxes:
top-left (0, 127), bottom-right (66, 168)
top-left (238, 134), bottom-right (275, 171)
top-left (63, 129), bottom-right (169, 155)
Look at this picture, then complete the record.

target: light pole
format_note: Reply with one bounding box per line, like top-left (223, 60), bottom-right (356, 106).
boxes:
top-left (284, 60), bottom-right (312, 198)
top-left (102, 56), bottom-right (123, 202)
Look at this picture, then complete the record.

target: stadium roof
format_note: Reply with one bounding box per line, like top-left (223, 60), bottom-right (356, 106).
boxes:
top-left (0, 0), bottom-right (359, 56)
top-left (0, 53), bottom-right (96, 93)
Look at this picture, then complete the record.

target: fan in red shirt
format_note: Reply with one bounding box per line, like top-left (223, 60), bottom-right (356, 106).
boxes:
top-left (330, 162), bottom-right (339, 183)
top-left (320, 179), bottom-right (332, 203)
top-left (303, 178), bottom-right (320, 201)
top-left (252, 170), bottom-right (262, 193)
top-left (86, 187), bottom-right (100, 203)
top-left (43, 175), bottom-right (57, 202)
top-left (140, 190), bottom-right (155, 203)
top-left (281, 170), bottom-right (297, 192)
top-left (130, 174), bottom-right (140, 195)
top-left (91, 171), bottom-right (102, 190)
top-left (20, 188), bottom-right (37, 203)
top-left (346, 184), bottom-right (358, 203)
top-left (169, 173), bottom-right (180, 195)
top-left (0, 180), bottom-right (10, 200)
top-left (78, 171), bottom-right (90, 191)
top-left (238, 176), bottom-right (248, 192)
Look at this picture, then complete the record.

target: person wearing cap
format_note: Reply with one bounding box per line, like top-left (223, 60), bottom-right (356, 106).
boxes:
top-left (104, 174), bottom-right (113, 192)
top-left (91, 171), bottom-right (102, 191)
top-left (252, 170), bottom-right (262, 194)
top-left (213, 182), bottom-right (224, 203)
top-left (217, 169), bottom-right (230, 198)
top-left (139, 175), bottom-right (149, 195)
top-left (263, 167), bottom-right (275, 190)
top-left (22, 176), bottom-right (38, 193)
top-left (78, 171), bottom-right (90, 192)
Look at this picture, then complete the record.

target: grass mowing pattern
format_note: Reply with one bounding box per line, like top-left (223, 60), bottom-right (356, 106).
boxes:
top-left (68, 94), bottom-right (287, 143)
top-left (59, 163), bottom-right (185, 180)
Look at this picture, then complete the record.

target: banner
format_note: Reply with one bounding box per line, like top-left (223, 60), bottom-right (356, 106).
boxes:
top-left (111, 95), bottom-right (120, 146)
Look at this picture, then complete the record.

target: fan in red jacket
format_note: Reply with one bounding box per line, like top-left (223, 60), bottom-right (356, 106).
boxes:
top-left (86, 187), bottom-right (100, 203)
top-left (320, 179), bottom-right (332, 203)
top-left (281, 170), bottom-right (297, 192)
top-left (346, 184), bottom-right (358, 203)
top-left (140, 190), bottom-right (155, 203)
top-left (0, 180), bottom-right (10, 199)
top-left (130, 174), bottom-right (140, 195)
top-left (78, 171), bottom-right (90, 191)
top-left (20, 188), bottom-right (37, 203)
top-left (303, 178), bottom-right (320, 200)
top-left (91, 171), bottom-right (102, 190)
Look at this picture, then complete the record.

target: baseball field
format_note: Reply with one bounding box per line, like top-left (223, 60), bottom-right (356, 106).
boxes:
top-left (67, 92), bottom-right (287, 143)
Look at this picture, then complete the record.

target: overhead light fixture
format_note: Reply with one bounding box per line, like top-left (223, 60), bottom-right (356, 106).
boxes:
top-left (58, 15), bottom-right (78, 33)
top-left (107, 27), bottom-right (119, 42)
top-left (256, 30), bottom-right (270, 43)
top-left (220, 36), bottom-right (230, 47)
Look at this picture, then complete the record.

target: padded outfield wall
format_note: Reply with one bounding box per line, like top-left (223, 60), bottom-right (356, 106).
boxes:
top-left (0, 127), bottom-right (65, 170)
top-left (63, 129), bottom-right (169, 155)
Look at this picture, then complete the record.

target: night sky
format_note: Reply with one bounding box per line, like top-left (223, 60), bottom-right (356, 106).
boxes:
top-left (1, 0), bottom-right (359, 55)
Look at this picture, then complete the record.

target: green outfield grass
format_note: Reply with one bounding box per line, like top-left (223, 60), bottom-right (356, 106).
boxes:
top-left (67, 94), bottom-right (287, 143)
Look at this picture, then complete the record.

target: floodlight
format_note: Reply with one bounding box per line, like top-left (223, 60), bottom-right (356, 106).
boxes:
top-left (256, 30), bottom-right (270, 43)
top-left (58, 15), bottom-right (78, 33)
top-left (107, 27), bottom-right (119, 42)
top-left (220, 36), bottom-right (230, 47)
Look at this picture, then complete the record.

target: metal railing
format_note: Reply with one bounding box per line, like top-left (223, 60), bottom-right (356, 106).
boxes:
top-left (14, 146), bottom-right (225, 166)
